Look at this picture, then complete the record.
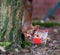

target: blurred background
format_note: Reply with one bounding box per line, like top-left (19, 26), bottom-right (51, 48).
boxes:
top-left (32, 0), bottom-right (60, 22)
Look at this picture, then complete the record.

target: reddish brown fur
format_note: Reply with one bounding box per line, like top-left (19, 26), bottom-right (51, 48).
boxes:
top-left (22, 0), bottom-right (32, 32)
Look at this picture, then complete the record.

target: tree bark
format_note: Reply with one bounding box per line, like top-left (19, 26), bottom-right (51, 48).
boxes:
top-left (0, 0), bottom-right (23, 47)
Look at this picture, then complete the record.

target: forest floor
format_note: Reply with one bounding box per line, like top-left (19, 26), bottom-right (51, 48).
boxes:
top-left (0, 26), bottom-right (60, 55)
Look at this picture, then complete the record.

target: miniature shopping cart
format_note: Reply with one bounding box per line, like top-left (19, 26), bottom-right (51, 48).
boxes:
top-left (32, 29), bottom-right (49, 44)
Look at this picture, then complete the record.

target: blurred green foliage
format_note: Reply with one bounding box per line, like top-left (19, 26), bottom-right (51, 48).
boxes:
top-left (0, 42), bottom-right (12, 48)
top-left (32, 22), bottom-right (60, 27)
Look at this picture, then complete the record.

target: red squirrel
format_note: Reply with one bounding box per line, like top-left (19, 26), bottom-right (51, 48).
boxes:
top-left (22, 0), bottom-right (40, 37)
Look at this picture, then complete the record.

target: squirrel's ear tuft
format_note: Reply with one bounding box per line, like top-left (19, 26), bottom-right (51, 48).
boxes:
top-left (29, 0), bottom-right (32, 2)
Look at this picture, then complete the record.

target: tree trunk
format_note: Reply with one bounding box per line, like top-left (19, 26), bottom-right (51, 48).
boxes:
top-left (0, 0), bottom-right (23, 48)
